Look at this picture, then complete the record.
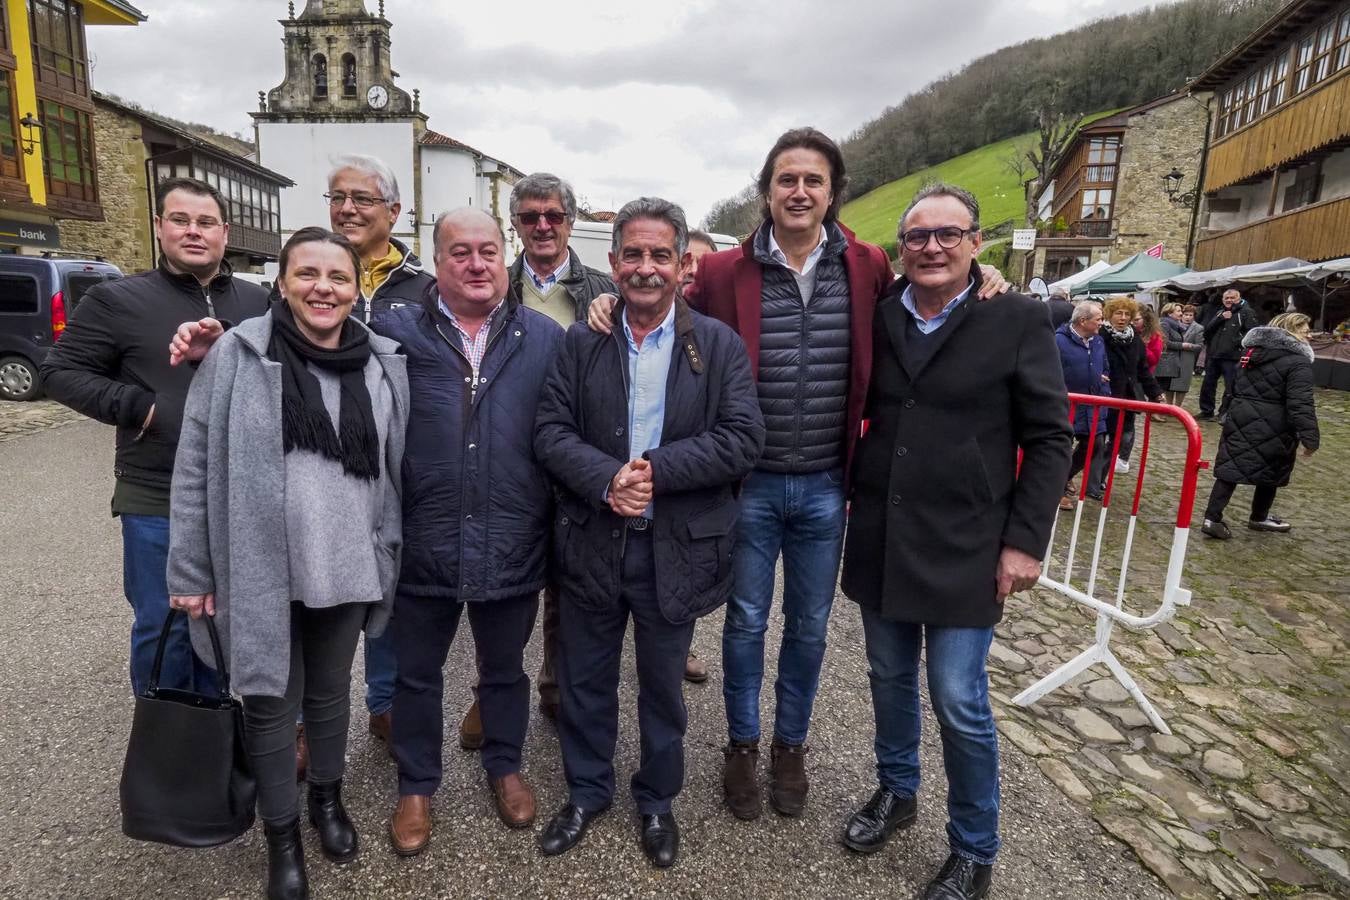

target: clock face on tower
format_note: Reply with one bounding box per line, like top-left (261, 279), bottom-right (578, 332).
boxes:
top-left (366, 85), bottom-right (389, 110)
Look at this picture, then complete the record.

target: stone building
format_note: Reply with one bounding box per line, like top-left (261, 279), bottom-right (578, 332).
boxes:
top-left (60, 93), bottom-right (292, 273)
top-left (252, 0), bottom-right (522, 260)
top-left (1024, 92), bottom-right (1210, 284)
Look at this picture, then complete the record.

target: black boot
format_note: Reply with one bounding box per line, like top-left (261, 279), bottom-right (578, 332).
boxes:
top-left (307, 779), bottom-right (359, 863)
top-left (263, 819), bottom-right (308, 900)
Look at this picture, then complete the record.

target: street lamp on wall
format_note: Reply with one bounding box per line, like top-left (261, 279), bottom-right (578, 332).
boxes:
top-left (1162, 168), bottom-right (1196, 206)
top-left (19, 113), bottom-right (42, 155)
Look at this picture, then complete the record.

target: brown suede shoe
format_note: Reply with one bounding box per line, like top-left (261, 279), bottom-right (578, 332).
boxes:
top-left (295, 723), bottom-right (309, 782)
top-left (769, 738), bottom-right (809, 817)
top-left (369, 711), bottom-right (392, 743)
top-left (459, 701), bottom-right (484, 751)
top-left (723, 740), bottom-right (761, 820)
top-left (490, 773), bottom-right (537, 828)
top-left (389, 795), bottom-right (432, 856)
top-left (683, 652), bottom-right (709, 684)
top-left (539, 698), bottom-right (560, 721)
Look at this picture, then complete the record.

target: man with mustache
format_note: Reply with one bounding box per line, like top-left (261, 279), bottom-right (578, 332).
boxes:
top-left (534, 197), bottom-right (764, 867)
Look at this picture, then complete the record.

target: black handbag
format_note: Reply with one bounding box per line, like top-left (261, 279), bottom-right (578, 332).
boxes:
top-left (119, 609), bottom-right (257, 847)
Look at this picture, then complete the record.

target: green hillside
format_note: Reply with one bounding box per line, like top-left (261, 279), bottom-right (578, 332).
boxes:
top-left (840, 109), bottom-right (1123, 259)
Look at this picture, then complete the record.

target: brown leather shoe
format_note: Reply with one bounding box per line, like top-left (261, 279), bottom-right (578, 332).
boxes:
top-left (539, 698), bottom-right (560, 721)
top-left (723, 740), bottom-right (761, 820)
top-left (769, 738), bottom-right (809, 817)
top-left (683, 652), bottom-right (709, 684)
top-left (369, 711), bottom-right (392, 743)
top-left (490, 772), bottom-right (537, 828)
top-left (459, 701), bottom-right (484, 751)
top-left (389, 795), bottom-right (431, 856)
top-left (295, 723), bottom-right (308, 782)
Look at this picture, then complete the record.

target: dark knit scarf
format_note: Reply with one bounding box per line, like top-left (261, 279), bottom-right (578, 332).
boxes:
top-left (1106, 324), bottom-right (1136, 345)
top-left (269, 301), bottom-right (380, 481)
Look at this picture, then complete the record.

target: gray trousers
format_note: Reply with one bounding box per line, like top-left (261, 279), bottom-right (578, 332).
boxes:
top-left (242, 603), bottom-right (366, 826)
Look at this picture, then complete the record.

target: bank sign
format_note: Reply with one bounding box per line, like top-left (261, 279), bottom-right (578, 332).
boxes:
top-left (0, 218), bottom-right (61, 249)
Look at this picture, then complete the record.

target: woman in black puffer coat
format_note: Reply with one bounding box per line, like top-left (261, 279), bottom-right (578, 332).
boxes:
top-left (1201, 313), bottom-right (1320, 539)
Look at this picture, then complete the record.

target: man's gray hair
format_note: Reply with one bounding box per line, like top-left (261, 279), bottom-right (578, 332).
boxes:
top-left (431, 208), bottom-right (506, 260)
top-left (1071, 300), bottom-right (1103, 326)
top-left (898, 181), bottom-right (981, 234)
top-left (329, 154), bottom-right (400, 206)
top-left (610, 197), bottom-right (689, 257)
top-left (510, 172), bottom-right (578, 221)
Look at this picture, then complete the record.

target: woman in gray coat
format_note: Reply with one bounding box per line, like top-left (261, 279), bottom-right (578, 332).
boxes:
top-left (1157, 303), bottom-right (1205, 405)
top-left (168, 228), bottom-right (408, 900)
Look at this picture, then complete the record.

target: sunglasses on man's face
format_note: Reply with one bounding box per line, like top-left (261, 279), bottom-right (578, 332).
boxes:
top-left (516, 210), bottom-right (567, 227)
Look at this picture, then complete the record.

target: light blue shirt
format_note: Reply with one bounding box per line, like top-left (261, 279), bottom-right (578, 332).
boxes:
top-left (900, 279), bottom-right (975, 335)
top-left (523, 254), bottom-right (570, 290)
top-left (767, 226), bottom-right (828, 276)
top-left (621, 302), bottom-right (676, 519)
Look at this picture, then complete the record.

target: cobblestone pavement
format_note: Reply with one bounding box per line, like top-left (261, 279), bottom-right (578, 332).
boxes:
top-left (0, 398), bottom-right (86, 442)
top-left (1, 422), bottom-right (1168, 898)
top-left (991, 388), bottom-right (1349, 898)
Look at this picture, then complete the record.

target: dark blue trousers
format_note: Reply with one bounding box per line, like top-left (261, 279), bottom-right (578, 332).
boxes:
top-left (390, 591), bottom-right (538, 795)
top-left (558, 531), bottom-right (696, 814)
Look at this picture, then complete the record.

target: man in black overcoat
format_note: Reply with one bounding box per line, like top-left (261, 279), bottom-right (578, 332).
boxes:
top-left (838, 183), bottom-right (1072, 900)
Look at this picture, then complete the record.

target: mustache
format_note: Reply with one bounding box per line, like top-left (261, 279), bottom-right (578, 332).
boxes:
top-left (624, 273), bottom-right (666, 289)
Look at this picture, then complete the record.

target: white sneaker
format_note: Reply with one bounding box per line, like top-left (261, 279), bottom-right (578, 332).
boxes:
top-left (1114, 457), bottom-right (1130, 474)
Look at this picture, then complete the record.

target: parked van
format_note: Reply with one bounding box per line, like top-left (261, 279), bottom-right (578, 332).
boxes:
top-left (564, 221), bottom-right (740, 272)
top-left (0, 255), bottom-right (123, 401)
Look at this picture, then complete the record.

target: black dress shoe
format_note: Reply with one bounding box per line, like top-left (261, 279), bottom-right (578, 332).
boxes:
top-left (842, 787), bottom-right (917, 853)
top-left (920, 853), bottom-right (993, 900)
top-left (639, 813), bottom-right (679, 868)
top-left (538, 802), bottom-right (608, 856)
top-left (307, 778), bottom-right (358, 863)
top-left (263, 819), bottom-right (309, 900)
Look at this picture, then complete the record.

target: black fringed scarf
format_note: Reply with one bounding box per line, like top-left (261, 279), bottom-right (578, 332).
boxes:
top-left (269, 301), bottom-right (380, 480)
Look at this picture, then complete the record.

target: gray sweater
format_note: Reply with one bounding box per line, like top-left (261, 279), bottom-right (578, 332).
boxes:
top-left (167, 312), bottom-right (409, 698)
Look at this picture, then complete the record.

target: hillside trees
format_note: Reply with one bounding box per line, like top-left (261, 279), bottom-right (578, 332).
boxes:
top-left (705, 0), bottom-right (1284, 235)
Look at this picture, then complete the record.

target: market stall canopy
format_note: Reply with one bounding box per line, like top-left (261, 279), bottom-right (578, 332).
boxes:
top-left (1139, 257), bottom-right (1312, 292)
top-left (1048, 259), bottom-right (1113, 296)
top-left (1081, 253), bottom-right (1190, 293)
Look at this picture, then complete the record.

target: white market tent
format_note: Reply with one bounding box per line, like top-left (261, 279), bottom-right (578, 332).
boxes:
top-left (1048, 259), bottom-right (1112, 296)
top-left (1138, 257), bottom-right (1312, 292)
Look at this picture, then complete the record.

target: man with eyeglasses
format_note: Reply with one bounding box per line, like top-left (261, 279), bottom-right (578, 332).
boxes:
top-left (41, 176), bottom-right (269, 696)
top-left (456, 173), bottom-right (617, 752)
top-left (839, 183), bottom-right (1071, 900)
top-left (325, 154), bottom-right (434, 323)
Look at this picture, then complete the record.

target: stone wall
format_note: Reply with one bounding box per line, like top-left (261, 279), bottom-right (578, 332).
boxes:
top-left (58, 104), bottom-right (153, 274)
top-left (1114, 95), bottom-right (1210, 266)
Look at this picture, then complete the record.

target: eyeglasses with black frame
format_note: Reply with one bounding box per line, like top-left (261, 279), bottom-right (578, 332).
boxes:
top-left (514, 210), bottom-right (568, 227)
top-left (899, 226), bottom-right (977, 252)
top-left (324, 191), bottom-right (389, 210)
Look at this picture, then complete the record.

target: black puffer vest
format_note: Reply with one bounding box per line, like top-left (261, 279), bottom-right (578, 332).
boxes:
top-left (753, 222), bottom-right (851, 473)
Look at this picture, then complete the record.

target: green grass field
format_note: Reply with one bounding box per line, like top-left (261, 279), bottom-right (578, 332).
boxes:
top-left (840, 110), bottom-right (1122, 258)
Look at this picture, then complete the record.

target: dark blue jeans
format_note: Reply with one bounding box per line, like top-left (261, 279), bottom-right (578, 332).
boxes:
top-left (120, 514), bottom-right (217, 696)
top-left (391, 592), bottom-right (538, 795)
top-left (557, 531), bottom-right (695, 814)
top-left (860, 606), bottom-right (1000, 865)
top-left (722, 468), bottom-right (846, 746)
top-left (363, 629), bottom-right (396, 715)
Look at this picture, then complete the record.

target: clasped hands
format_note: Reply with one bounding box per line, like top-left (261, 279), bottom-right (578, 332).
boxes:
top-left (608, 458), bottom-right (653, 517)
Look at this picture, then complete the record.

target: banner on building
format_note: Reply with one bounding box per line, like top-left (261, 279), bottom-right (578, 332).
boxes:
top-left (1012, 229), bottom-right (1037, 251)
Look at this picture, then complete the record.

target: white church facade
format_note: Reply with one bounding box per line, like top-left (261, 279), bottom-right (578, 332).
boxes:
top-left (251, 0), bottom-right (522, 260)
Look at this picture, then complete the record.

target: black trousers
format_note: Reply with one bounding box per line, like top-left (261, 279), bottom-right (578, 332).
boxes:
top-left (1199, 358), bottom-right (1238, 416)
top-left (243, 603), bottom-right (366, 826)
top-left (1204, 478), bottom-right (1276, 523)
top-left (1067, 432), bottom-right (1109, 493)
top-left (557, 530), bottom-right (696, 815)
top-left (391, 591), bottom-right (539, 795)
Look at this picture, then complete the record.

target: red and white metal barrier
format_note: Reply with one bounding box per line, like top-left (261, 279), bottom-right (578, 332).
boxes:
top-left (1012, 394), bottom-right (1207, 734)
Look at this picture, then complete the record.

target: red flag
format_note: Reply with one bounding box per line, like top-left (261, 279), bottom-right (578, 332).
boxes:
top-left (1145, 242), bottom-right (1164, 258)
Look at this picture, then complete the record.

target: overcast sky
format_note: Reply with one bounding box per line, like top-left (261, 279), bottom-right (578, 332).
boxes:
top-left (87, 0), bottom-right (1173, 226)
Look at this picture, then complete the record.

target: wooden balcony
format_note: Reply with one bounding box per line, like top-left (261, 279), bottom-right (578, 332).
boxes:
top-left (1205, 71), bottom-right (1350, 191)
top-left (1193, 194), bottom-right (1350, 269)
top-left (1037, 219), bottom-right (1113, 240)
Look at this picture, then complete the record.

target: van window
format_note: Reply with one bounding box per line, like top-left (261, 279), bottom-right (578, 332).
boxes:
top-left (64, 272), bottom-right (106, 315)
top-left (0, 273), bottom-right (39, 315)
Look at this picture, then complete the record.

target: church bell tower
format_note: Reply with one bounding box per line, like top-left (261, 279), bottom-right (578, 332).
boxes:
top-left (252, 0), bottom-right (423, 124)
